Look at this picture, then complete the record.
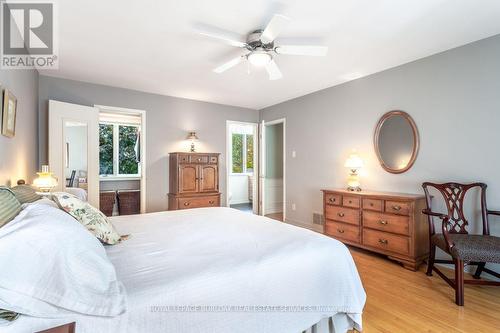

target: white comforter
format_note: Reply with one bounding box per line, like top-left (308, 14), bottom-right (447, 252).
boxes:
top-left (5, 207), bottom-right (366, 333)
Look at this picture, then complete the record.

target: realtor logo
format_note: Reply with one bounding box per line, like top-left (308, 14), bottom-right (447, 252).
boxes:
top-left (1, 1), bottom-right (58, 69)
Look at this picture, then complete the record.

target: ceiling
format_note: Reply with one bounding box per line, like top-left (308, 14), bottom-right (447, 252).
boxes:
top-left (41, 0), bottom-right (500, 110)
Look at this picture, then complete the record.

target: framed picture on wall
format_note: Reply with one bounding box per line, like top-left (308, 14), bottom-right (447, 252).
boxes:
top-left (1, 89), bottom-right (17, 138)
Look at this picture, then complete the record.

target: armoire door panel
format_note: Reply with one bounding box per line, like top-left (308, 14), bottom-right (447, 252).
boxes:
top-left (178, 165), bottom-right (198, 193)
top-left (200, 165), bottom-right (218, 192)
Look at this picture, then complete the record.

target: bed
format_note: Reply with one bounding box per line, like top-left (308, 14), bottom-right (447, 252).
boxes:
top-left (1, 205), bottom-right (365, 333)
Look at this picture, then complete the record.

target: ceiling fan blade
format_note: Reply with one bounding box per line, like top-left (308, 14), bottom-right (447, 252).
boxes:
top-left (198, 31), bottom-right (247, 48)
top-left (260, 14), bottom-right (290, 44)
top-left (265, 60), bottom-right (282, 80)
top-left (275, 45), bottom-right (328, 56)
top-left (213, 56), bottom-right (243, 73)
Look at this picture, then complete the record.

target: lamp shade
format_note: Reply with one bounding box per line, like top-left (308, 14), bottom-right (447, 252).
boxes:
top-left (344, 153), bottom-right (364, 169)
top-left (33, 165), bottom-right (58, 192)
top-left (186, 131), bottom-right (198, 141)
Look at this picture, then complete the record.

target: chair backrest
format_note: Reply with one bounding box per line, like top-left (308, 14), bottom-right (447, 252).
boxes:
top-left (68, 170), bottom-right (77, 187)
top-left (422, 182), bottom-right (488, 235)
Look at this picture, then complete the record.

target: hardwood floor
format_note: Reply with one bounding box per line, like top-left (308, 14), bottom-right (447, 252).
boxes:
top-left (349, 247), bottom-right (500, 333)
top-left (265, 212), bottom-right (283, 221)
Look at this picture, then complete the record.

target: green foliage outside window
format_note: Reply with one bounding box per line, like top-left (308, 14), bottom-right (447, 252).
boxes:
top-left (246, 134), bottom-right (254, 172)
top-left (99, 124), bottom-right (114, 175)
top-left (232, 133), bottom-right (253, 174)
top-left (118, 125), bottom-right (139, 175)
top-left (99, 124), bottom-right (139, 176)
top-left (232, 133), bottom-right (243, 173)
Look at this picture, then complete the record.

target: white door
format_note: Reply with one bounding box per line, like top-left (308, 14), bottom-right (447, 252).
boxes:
top-left (49, 100), bottom-right (100, 208)
top-left (258, 120), bottom-right (265, 215)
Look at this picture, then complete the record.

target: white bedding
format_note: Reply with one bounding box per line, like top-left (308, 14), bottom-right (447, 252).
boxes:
top-left (5, 207), bottom-right (365, 333)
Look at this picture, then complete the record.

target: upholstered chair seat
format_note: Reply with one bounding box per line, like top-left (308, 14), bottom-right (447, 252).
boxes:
top-left (431, 234), bottom-right (500, 263)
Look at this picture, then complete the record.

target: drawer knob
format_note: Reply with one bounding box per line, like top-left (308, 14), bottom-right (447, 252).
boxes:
top-left (337, 229), bottom-right (345, 234)
top-left (392, 205), bottom-right (402, 211)
top-left (337, 212), bottom-right (345, 217)
top-left (370, 203), bottom-right (374, 206)
top-left (197, 158), bottom-right (201, 161)
top-left (209, 200), bottom-right (214, 204)
top-left (329, 198), bottom-right (335, 203)
top-left (379, 220), bottom-right (388, 225)
top-left (348, 200), bottom-right (352, 204)
top-left (378, 238), bottom-right (388, 245)
top-left (183, 202), bottom-right (190, 206)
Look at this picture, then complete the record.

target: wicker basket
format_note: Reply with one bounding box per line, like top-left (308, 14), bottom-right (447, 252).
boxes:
top-left (117, 190), bottom-right (141, 215)
top-left (99, 191), bottom-right (116, 217)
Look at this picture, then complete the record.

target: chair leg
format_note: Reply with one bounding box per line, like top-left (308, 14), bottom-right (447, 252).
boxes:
top-left (426, 245), bottom-right (436, 276)
top-left (473, 262), bottom-right (486, 279)
top-left (454, 259), bottom-right (464, 306)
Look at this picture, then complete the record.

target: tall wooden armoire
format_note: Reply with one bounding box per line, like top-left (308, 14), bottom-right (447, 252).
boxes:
top-left (167, 152), bottom-right (221, 210)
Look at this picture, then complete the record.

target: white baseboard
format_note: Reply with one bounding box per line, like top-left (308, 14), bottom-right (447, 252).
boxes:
top-left (230, 200), bottom-right (251, 205)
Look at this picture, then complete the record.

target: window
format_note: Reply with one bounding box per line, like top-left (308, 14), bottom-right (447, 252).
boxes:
top-left (231, 132), bottom-right (254, 174)
top-left (99, 122), bottom-right (140, 177)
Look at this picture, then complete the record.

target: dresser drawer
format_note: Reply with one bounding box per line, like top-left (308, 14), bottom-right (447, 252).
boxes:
top-left (190, 155), bottom-right (209, 163)
top-left (363, 211), bottom-right (410, 236)
top-left (178, 154), bottom-right (190, 163)
top-left (342, 196), bottom-right (360, 208)
top-left (385, 200), bottom-right (410, 216)
top-left (363, 229), bottom-right (409, 255)
top-left (325, 221), bottom-right (360, 243)
top-left (325, 205), bottom-right (360, 225)
top-left (363, 198), bottom-right (383, 212)
top-left (178, 195), bottom-right (219, 209)
top-left (324, 193), bottom-right (341, 206)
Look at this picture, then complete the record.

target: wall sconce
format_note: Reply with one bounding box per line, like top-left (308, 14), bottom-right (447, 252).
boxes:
top-left (344, 152), bottom-right (364, 192)
top-left (33, 165), bottom-right (58, 192)
top-left (186, 131), bottom-right (199, 152)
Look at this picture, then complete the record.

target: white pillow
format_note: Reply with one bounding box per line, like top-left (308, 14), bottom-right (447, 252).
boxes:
top-left (0, 203), bottom-right (127, 317)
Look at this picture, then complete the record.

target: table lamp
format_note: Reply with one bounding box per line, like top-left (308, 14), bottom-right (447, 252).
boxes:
top-left (344, 152), bottom-right (364, 192)
top-left (33, 165), bottom-right (58, 192)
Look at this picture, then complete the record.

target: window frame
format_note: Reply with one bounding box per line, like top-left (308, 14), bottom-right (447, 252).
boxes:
top-left (231, 132), bottom-right (254, 175)
top-left (99, 121), bottom-right (141, 180)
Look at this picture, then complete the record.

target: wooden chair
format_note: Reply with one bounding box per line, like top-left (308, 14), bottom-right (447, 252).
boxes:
top-left (422, 182), bottom-right (500, 305)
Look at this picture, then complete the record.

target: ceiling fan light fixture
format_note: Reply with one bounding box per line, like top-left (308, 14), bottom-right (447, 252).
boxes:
top-left (247, 50), bottom-right (272, 67)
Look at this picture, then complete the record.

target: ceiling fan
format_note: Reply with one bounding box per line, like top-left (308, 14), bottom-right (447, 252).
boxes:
top-left (198, 14), bottom-right (328, 80)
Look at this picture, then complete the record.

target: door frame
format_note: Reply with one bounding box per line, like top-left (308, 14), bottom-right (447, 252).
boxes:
top-left (95, 105), bottom-right (147, 214)
top-left (259, 118), bottom-right (286, 220)
top-left (225, 120), bottom-right (258, 213)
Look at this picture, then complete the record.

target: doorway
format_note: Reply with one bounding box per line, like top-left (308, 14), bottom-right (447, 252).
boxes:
top-left (226, 121), bottom-right (258, 214)
top-left (259, 119), bottom-right (285, 222)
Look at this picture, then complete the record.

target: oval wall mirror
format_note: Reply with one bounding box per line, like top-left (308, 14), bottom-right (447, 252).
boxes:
top-left (374, 110), bottom-right (419, 174)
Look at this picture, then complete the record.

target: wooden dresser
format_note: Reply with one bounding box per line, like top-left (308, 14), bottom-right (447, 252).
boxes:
top-left (168, 152), bottom-right (221, 210)
top-left (322, 189), bottom-right (428, 271)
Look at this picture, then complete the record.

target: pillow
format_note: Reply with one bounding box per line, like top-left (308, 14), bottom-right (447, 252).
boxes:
top-left (0, 187), bottom-right (21, 228)
top-left (52, 192), bottom-right (122, 245)
top-left (10, 184), bottom-right (41, 204)
top-left (0, 203), bottom-right (127, 317)
top-left (21, 197), bottom-right (59, 210)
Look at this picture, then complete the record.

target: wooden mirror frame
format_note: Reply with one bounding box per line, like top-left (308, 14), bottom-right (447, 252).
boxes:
top-left (374, 110), bottom-right (419, 174)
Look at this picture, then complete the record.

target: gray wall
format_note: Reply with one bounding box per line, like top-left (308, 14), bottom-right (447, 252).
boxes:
top-left (260, 34), bottom-right (500, 242)
top-left (38, 76), bottom-right (258, 212)
top-left (265, 123), bottom-right (283, 178)
top-left (0, 69), bottom-right (39, 186)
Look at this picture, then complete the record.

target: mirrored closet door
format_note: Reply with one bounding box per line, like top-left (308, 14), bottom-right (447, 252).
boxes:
top-left (48, 100), bottom-right (100, 207)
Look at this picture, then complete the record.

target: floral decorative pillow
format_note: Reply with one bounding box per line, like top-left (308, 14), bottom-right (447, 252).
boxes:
top-left (52, 192), bottom-right (124, 245)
